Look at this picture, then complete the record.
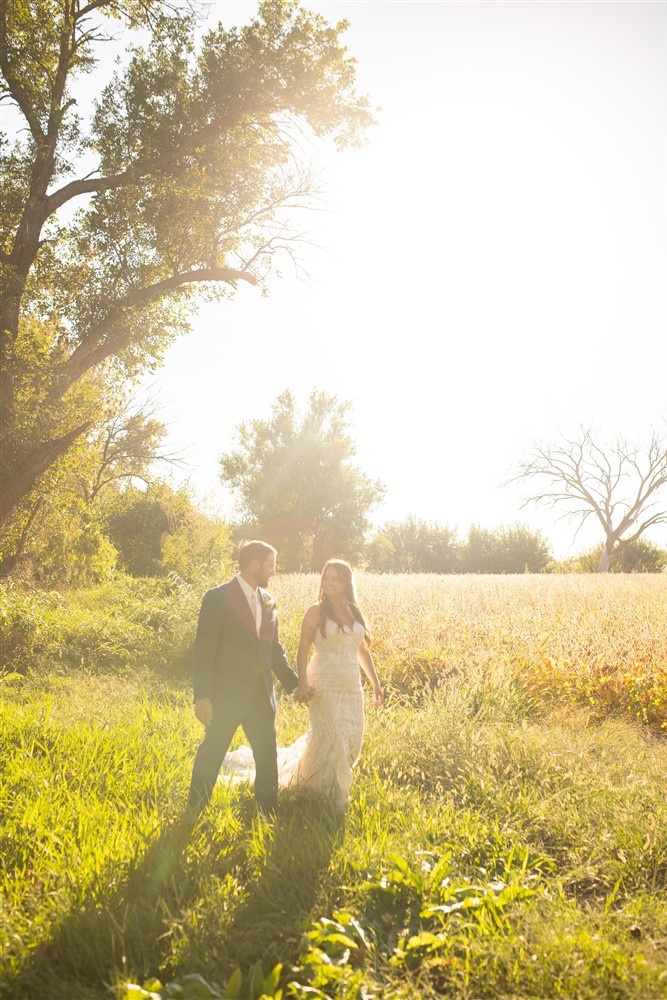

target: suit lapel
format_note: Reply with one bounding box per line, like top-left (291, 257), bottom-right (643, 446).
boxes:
top-left (228, 576), bottom-right (258, 637)
top-left (258, 588), bottom-right (277, 641)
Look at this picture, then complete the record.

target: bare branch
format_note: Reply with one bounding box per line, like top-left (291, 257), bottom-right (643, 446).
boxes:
top-left (510, 423), bottom-right (667, 568)
top-left (86, 387), bottom-right (189, 505)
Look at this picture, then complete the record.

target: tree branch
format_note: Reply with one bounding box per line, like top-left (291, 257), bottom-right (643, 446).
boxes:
top-left (61, 265), bottom-right (257, 383)
top-left (0, 16), bottom-right (46, 141)
top-left (43, 114), bottom-right (241, 217)
top-left (620, 511), bottom-right (667, 546)
top-left (511, 424), bottom-right (667, 562)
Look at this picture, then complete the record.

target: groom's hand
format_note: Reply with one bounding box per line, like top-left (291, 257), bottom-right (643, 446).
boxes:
top-left (194, 698), bottom-right (213, 728)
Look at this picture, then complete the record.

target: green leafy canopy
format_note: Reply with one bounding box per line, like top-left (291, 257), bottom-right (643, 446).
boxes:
top-left (0, 0), bottom-right (375, 560)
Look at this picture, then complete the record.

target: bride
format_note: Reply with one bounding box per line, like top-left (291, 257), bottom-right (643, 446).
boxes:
top-left (222, 559), bottom-right (383, 810)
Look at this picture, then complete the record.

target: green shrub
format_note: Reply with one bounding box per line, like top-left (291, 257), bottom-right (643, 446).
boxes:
top-left (0, 573), bottom-right (213, 677)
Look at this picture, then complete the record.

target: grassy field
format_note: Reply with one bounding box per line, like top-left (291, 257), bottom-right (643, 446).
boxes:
top-left (1, 573), bottom-right (666, 999)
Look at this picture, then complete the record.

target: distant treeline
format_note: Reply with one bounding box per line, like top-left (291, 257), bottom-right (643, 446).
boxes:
top-left (366, 518), bottom-right (666, 575)
top-left (3, 481), bottom-right (664, 590)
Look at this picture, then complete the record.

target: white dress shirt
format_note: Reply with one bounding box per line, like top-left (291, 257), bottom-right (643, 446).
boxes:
top-left (236, 573), bottom-right (262, 636)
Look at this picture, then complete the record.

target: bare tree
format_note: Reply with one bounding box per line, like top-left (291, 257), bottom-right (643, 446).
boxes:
top-left (512, 425), bottom-right (667, 572)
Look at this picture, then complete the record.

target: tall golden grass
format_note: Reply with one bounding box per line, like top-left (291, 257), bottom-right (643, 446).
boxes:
top-left (272, 573), bottom-right (667, 731)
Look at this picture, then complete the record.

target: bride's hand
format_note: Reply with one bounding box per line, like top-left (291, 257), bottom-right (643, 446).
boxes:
top-left (373, 687), bottom-right (384, 708)
top-left (295, 683), bottom-right (315, 704)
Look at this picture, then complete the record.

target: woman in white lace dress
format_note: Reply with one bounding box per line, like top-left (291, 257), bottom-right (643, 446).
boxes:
top-left (289, 559), bottom-right (383, 807)
top-left (222, 560), bottom-right (383, 810)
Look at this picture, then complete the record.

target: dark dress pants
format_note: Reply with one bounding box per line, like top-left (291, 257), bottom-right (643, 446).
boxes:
top-left (187, 677), bottom-right (278, 813)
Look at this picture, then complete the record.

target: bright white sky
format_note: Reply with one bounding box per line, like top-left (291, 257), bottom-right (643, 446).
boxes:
top-left (79, 1), bottom-right (660, 557)
top-left (147, 0), bottom-right (667, 559)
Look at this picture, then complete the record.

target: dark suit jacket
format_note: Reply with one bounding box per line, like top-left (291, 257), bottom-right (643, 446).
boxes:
top-left (192, 577), bottom-right (298, 714)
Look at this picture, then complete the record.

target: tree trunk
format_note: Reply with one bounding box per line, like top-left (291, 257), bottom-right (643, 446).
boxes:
top-left (0, 272), bottom-right (22, 361)
top-left (0, 423), bottom-right (91, 528)
top-left (598, 538), bottom-right (613, 572)
top-left (0, 496), bottom-right (43, 577)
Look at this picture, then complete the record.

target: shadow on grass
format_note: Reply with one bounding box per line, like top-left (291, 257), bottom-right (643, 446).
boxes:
top-left (3, 793), bottom-right (344, 1000)
top-left (213, 791), bottom-right (346, 972)
top-left (2, 811), bottom-right (201, 1000)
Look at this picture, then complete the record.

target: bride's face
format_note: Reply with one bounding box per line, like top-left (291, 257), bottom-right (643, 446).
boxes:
top-left (321, 568), bottom-right (344, 600)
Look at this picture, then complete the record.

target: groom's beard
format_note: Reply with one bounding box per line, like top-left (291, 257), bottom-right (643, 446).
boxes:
top-left (255, 571), bottom-right (271, 589)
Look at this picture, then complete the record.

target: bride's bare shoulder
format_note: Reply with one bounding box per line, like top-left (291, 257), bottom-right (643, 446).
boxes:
top-left (299, 603), bottom-right (320, 640)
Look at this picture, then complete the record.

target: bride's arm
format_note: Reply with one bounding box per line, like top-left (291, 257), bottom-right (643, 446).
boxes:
top-left (295, 604), bottom-right (319, 701)
top-left (359, 644), bottom-right (384, 708)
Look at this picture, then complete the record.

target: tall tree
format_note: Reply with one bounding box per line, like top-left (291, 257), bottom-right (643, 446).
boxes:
top-left (512, 425), bottom-right (667, 572)
top-left (0, 0), bottom-right (373, 530)
top-left (220, 389), bottom-right (385, 570)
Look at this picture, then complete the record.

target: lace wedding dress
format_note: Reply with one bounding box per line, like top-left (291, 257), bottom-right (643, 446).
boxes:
top-left (221, 618), bottom-right (366, 809)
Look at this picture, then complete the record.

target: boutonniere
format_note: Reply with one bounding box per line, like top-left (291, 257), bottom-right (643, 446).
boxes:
top-left (261, 593), bottom-right (277, 613)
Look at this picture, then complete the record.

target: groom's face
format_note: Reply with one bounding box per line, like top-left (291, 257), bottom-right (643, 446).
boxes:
top-left (254, 553), bottom-right (277, 589)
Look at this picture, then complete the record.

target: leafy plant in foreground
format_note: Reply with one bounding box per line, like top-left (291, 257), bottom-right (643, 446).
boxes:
top-left (119, 963), bottom-right (283, 1000)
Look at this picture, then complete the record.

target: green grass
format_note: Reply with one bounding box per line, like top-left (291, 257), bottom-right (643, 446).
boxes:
top-left (2, 671), bottom-right (666, 999)
top-left (1, 574), bottom-right (667, 998)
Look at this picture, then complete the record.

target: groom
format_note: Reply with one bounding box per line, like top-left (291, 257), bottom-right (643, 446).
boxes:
top-left (187, 540), bottom-right (300, 814)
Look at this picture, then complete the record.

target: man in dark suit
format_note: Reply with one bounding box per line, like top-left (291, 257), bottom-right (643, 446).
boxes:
top-left (187, 539), bottom-right (301, 814)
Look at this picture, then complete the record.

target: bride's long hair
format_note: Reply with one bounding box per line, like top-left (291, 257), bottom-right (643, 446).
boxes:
top-left (318, 559), bottom-right (371, 645)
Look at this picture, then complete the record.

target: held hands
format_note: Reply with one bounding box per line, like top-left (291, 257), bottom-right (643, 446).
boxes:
top-left (194, 698), bottom-right (213, 728)
top-left (294, 683), bottom-right (315, 704)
